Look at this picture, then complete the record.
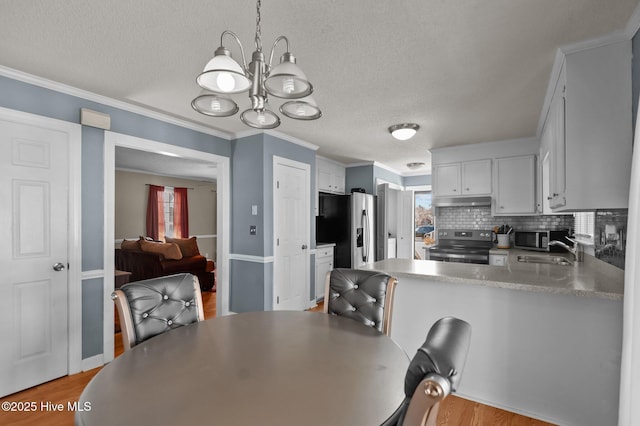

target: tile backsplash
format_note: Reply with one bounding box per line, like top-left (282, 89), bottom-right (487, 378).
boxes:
top-left (435, 206), bottom-right (628, 270)
top-left (435, 206), bottom-right (574, 231)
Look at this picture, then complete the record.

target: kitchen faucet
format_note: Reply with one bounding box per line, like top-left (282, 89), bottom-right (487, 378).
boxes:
top-left (549, 237), bottom-right (583, 262)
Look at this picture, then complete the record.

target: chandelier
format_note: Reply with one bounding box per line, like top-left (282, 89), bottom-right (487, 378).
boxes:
top-left (191, 0), bottom-right (321, 129)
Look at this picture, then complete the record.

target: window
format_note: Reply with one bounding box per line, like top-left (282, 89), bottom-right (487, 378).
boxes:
top-left (163, 187), bottom-right (175, 238)
top-left (147, 185), bottom-right (189, 241)
top-left (574, 211), bottom-right (595, 244)
top-left (415, 191), bottom-right (435, 247)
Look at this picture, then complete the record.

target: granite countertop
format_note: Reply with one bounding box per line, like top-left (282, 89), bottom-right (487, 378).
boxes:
top-left (362, 249), bottom-right (624, 301)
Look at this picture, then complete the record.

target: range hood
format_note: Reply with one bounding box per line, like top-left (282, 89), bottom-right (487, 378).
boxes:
top-left (432, 196), bottom-right (492, 207)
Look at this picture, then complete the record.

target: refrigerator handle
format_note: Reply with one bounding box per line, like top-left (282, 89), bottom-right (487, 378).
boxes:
top-left (362, 209), bottom-right (368, 262)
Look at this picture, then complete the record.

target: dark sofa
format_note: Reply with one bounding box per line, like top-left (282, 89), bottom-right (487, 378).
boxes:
top-left (115, 248), bottom-right (215, 291)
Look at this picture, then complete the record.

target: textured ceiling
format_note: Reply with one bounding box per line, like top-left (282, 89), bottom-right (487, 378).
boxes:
top-left (1, 0), bottom-right (639, 175)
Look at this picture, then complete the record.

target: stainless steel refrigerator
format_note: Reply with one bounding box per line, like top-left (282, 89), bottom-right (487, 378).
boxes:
top-left (316, 192), bottom-right (376, 268)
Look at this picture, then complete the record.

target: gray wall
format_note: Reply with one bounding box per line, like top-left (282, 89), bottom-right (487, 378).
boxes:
top-left (403, 174), bottom-right (432, 187)
top-left (345, 163), bottom-right (430, 194)
top-left (230, 133), bottom-right (317, 312)
top-left (345, 165), bottom-right (375, 194)
top-left (374, 164), bottom-right (403, 187)
top-left (0, 75), bottom-right (230, 359)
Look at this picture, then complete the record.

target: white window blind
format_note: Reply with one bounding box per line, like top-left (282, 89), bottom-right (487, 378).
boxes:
top-left (574, 212), bottom-right (595, 243)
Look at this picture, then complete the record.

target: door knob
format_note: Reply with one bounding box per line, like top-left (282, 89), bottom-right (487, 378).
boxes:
top-left (301, 244), bottom-right (308, 250)
top-left (53, 262), bottom-right (66, 271)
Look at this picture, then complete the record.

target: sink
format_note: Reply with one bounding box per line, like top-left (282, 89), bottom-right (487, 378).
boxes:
top-left (516, 255), bottom-right (573, 266)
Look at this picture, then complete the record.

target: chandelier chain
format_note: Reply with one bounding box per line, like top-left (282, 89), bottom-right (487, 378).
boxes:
top-left (255, 0), bottom-right (262, 51)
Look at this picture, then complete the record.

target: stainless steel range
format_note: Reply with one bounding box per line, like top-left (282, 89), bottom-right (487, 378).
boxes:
top-left (428, 229), bottom-right (493, 264)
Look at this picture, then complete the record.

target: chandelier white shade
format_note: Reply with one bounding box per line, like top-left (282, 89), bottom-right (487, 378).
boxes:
top-left (240, 108), bottom-right (280, 129)
top-left (264, 52), bottom-right (313, 98)
top-left (191, 91), bottom-right (239, 117)
top-left (196, 47), bottom-right (252, 94)
top-left (280, 96), bottom-right (322, 120)
top-left (192, 0), bottom-right (320, 129)
top-left (389, 123), bottom-right (419, 140)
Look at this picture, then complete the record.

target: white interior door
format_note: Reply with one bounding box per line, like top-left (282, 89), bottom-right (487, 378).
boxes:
top-left (0, 118), bottom-right (70, 396)
top-left (273, 157), bottom-right (310, 311)
top-left (397, 189), bottom-right (414, 259)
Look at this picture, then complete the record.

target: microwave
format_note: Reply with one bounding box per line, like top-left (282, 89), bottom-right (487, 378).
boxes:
top-left (514, 230), bottom-right (570, 252)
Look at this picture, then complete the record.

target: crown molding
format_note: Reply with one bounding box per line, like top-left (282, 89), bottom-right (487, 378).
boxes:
top-left (402, 169), bottom-right (432, 177)
top-left (232, 128), bottom-right (319, 151)
top-left (264, 130), bottom-right (319, 151)
top-left (315, 155), bottom-right (347, 167)
top-left (0, 65), bottom-right (232, 140)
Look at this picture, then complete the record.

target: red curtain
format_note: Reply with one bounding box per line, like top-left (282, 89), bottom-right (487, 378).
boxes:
top-left (146, 185), bottom-right (165, 241)
top-left (174, 187), bottom-right (189, 238)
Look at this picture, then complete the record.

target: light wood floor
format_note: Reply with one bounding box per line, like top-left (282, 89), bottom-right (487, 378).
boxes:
top-left (0, 292), bottom-right (555, 426)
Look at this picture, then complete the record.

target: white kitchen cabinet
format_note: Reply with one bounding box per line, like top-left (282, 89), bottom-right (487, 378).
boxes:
top-left (315, 246), bottom-right (334, 300)
top-left (542, 40), bottom-right (632, 211)
top-left (494, 155), bottom-right (537, 215)
top-left (317, 157), bottom-right (345, 194)
top-left (462, 159), bottom-right (492, 195)
top-left (433, 163), bottom-right (461, 196)
top-left (434, 159), bottom-right (491, 197)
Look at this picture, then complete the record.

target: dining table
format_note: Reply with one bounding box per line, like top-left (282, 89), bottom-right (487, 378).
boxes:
top-left (76, 310), bottom-right (409, 425)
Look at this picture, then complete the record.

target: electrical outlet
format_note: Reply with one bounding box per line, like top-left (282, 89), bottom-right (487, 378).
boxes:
top-left (250, 225), bottom-right (257, 235)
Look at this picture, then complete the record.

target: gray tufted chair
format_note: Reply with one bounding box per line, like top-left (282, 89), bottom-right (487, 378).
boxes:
top-left (381, 317), bottom-right (472, 426)
top-left (323, 268), bottom-right (398, 336)
top-left (112, 273), bottom-right (205, 351)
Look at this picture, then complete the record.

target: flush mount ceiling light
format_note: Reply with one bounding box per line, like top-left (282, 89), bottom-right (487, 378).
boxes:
top-left (406, 162), bottom-right (426, 169)
top-left (389, 123), bottom-right (419, 141)
top-left (191, 0), bottom-right (321, 129)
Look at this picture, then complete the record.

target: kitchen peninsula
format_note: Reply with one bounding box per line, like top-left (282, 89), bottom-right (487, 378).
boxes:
top-left (363, 254), bottom-right (623, 426)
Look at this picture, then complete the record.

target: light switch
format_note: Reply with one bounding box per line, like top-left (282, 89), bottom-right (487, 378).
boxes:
top-left (251, 205), bottom-right (258, 215)
top-left (250, 225), bottom-right (257, 235)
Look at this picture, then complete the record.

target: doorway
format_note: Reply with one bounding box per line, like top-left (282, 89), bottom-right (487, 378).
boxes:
top-left (103, 132), bottom-right (230, 363)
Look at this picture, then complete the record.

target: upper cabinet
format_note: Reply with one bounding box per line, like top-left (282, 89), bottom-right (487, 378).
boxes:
top-left (541, 40), bottom-right (632, 211)
top-left (462, 159), bottom-right (492, 195)
top-left (433, 163), bottom-right (460, 196)
top-left (317, 157), bottom-right (345, 194)
top-left (494, 155), bottom-right (537, 215)
top-left (433, 159), bottom-right (491, 197)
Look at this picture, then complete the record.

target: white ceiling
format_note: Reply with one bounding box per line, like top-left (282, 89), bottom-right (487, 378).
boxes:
top-left (115, 147), bottom-right (218, 182)
top-left (1, 0), bottom-right (639, 175)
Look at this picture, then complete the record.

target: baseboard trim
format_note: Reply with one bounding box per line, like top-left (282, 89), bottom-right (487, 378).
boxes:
top-left (81, 354), bottom-right (104, 372)
top-left (229, 254), bottom-right (274, 263)
top-left (81, 270), bottom-right (104, 280)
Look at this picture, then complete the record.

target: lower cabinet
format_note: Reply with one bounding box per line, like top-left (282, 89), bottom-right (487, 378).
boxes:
top-left (315, 246), bottom-right (334, 300)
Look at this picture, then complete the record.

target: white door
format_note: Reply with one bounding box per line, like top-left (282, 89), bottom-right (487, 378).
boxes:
top-left (274, 157), bottom-right (310, 310)
top-left (0, 119), bottom-right (70, 396)
top-left (397, 189), bottom-right (414, 259)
